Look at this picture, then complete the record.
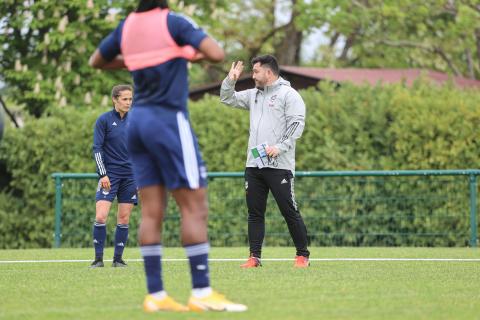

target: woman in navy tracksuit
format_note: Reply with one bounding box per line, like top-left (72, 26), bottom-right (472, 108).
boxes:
top-left (91, 84), bottom-right (137, 268)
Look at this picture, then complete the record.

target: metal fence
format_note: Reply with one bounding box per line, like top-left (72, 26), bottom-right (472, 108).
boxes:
top-left (52, 170), bottom-right (479, 248)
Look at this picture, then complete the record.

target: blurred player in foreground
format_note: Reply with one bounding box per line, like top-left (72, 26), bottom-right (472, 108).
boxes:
top-left (89, 0), bottom-right (246, 313)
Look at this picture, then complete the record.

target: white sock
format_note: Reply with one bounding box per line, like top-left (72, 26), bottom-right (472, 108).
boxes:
top-left (191, 287), bottom-right (212, 298)
top-left (151, 290), bottom-right (167, 300)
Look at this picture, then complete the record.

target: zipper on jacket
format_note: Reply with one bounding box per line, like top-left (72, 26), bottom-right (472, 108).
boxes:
top-left (255, 89), bottom-right (266, 145)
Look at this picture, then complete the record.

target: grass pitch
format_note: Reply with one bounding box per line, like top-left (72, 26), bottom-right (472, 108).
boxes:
top-left (1, 247), bottom-right (479, 320)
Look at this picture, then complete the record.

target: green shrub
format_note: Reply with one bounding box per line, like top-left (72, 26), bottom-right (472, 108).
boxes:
top-left (0, 107), bottom-right (98, 248)
top-left (1, 81), bottom-right (479, 248)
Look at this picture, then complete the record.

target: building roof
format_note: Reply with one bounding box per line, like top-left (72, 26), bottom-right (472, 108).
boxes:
top-left (280, 66), bottom-right (480, 88)
top-left (189, 66), bottom-right (480, 101)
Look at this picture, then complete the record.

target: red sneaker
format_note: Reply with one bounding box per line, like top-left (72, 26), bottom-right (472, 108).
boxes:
top-left (240, 256), bottom-right (261, 268)
top-left (294, 256), bottom-right (310, 268)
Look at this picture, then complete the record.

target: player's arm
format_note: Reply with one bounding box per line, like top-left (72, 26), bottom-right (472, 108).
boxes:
top-left (220, 61), bottom-right (251, 110)
top-left (192, 37), bottom-right (224, 63)
top-left (89, 50), bottom-right (126, 70)
top-left (89, 22), bottom-right (125, 70)
top-left (169, 13), bottom-right (224, 63)
top-left (92, 117), bottom-right (111, 190)
top-left (274, 90), bottom-right (306, 155)
top-left (170, 15), bottom-right (248, 108)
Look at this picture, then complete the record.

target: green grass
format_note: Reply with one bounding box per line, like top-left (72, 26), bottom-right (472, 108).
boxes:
top-left (1, 247), bottom-right (479, 319)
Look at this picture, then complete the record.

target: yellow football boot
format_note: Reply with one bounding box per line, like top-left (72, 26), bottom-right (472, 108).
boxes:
top-left (143, 294), bottom-right (188, 312)
top-left (188, 290), bottom-right (247, 312)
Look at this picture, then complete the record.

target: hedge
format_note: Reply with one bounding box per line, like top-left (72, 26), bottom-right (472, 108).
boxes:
top-left (1, 80), bottom-right (479, 248)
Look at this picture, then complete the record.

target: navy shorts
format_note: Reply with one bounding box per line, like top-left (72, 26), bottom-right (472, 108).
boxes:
top-left (126, 107), bottom-right (207, 190)
top-left (95, 176), bottom-right (138, 204)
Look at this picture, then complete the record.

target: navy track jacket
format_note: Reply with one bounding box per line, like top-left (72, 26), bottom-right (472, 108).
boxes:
top-left (92, 109), bottom-right (133, 178)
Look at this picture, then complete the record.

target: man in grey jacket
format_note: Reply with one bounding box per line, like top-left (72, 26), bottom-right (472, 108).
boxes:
top-left (220, 54), bottom-right (310, 268)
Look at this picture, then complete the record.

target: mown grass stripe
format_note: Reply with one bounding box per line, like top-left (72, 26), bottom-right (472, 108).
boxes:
top-left (1, 257), bottom-right (480, 263)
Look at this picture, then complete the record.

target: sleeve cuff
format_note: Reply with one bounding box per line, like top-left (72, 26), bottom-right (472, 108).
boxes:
top-left (224, 76), bottom-right (236, 86)
top-left (192, 33), bottom-right (208, 49)
top-left (275, 143), bottom-right (288, 153)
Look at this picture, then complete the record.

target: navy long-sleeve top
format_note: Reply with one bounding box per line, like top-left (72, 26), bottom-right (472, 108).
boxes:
top-left (92, 109), bottom-right (133, 178)
top-left (98, 12), bottom-right (207, 111)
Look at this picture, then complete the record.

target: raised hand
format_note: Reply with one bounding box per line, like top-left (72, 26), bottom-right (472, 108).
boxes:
top-left (228, 61), bottom-right (244, 81)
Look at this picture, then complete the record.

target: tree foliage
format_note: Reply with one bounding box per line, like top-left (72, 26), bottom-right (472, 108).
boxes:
top-left (0, 0), bottom-right (314, 118)
top-left (299, 0), bottom-right (480, 79)
top-left (0, 0), bottom-right (234, 117)
top-left (3, 1), bottom-right (479, 119)
top-left (0, 0), bottom-right (133, 117)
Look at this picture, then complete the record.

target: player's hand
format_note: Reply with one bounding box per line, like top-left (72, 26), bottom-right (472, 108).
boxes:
top-left (228, 61), bottom-right (244, 81)
top-left (191, 51), bottom-right (205, 62)
top-left (266, 145), bottom-right (280, 158)
top-left (100, 176), bottom-right (111, 191)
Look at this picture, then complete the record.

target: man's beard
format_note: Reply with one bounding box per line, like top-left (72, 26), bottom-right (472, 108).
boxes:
top-left (255, 80), bottom-right (265, 89)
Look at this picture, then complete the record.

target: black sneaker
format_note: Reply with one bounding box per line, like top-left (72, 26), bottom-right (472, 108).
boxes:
top-left (112, 258), bottom-right (127, 268)
top-left (90, 259), bottom-right (104, 268)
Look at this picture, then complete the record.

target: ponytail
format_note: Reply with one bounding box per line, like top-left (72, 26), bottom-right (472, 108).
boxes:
top-left (136, 0), bottom-right (168, 12)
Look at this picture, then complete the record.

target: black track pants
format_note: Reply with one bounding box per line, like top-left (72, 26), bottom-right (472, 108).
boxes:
top-left (245, 167), bottom-right (310, 258)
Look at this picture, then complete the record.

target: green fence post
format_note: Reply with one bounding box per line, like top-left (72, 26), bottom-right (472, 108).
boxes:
top-left (54, 175), bottom-right (63, 248)
top-left (469, 174), bottom-right (478, 248)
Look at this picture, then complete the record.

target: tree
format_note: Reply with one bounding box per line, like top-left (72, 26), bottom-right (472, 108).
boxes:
top-left (298, 0), bottom-right (480, 79)
top-left (0, 0), bottom-right (236, 117)
top-left (215, 0), bottom-right (306, 64)
top-left (0, 0), bottom-right (135, 117)
top-left (3, 0), bottom-right (479, 120)
top-left (0, 0), bottom-right (319, 118)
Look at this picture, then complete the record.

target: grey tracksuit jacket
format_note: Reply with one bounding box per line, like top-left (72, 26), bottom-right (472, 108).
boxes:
top-left (220, 76), bottom-right (305, 173)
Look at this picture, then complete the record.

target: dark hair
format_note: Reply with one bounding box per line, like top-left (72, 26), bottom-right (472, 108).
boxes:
top-left (111, 84), bottom-right (133, 98)
top-left (251, 55), bottom-right (279, 76)
top-left (136, 0), bottom-right (169, 12)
